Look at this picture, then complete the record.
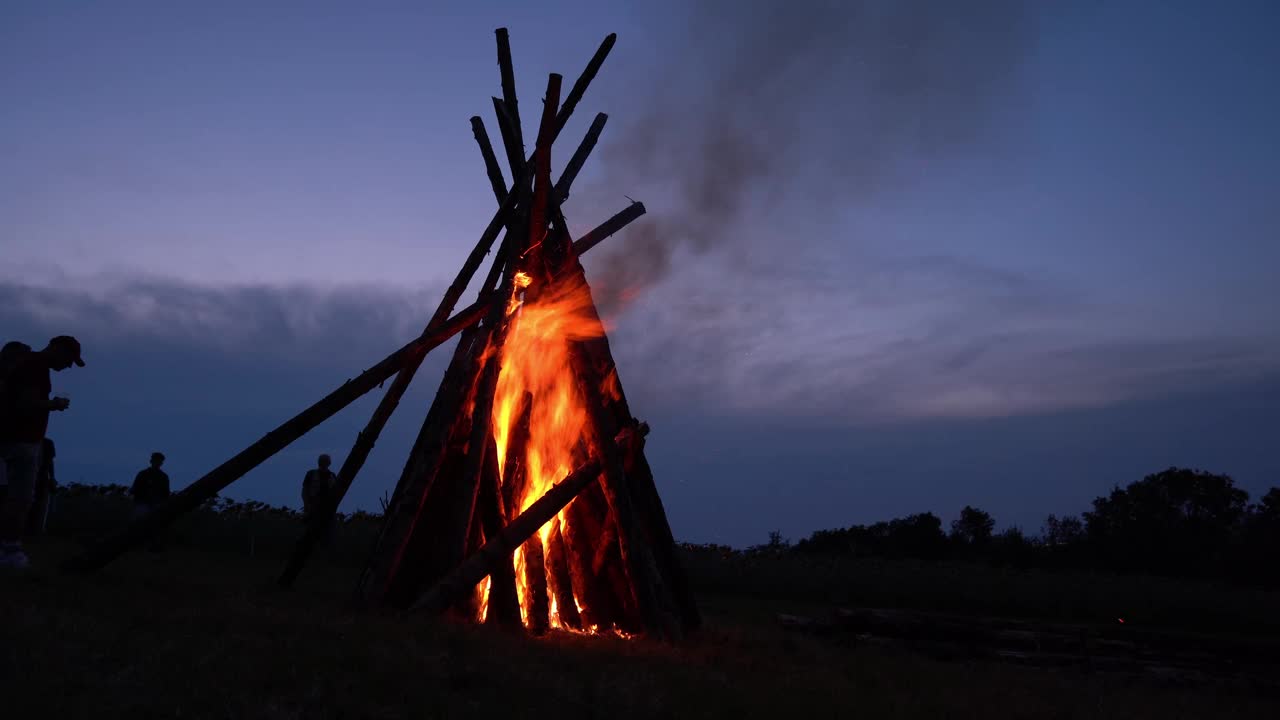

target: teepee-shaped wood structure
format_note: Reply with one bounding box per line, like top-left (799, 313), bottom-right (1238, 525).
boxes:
top-left (63, 28), bottom-right (699, 641)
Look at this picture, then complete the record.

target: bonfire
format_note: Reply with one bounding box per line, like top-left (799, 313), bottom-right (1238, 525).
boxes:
top-left (64, 28), bottom-right (699, 643)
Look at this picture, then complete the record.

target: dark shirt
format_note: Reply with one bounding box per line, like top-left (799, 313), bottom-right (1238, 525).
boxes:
top-left (0, 354), bottom-right (51, 443)
top-left (131, 467), bottom-right (171, 505)
top-left (302, 469), bottom-right (337, 513)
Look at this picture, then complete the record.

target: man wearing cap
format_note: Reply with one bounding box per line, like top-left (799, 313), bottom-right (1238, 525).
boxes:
top-left (0, 335), bottom-right (83, 569)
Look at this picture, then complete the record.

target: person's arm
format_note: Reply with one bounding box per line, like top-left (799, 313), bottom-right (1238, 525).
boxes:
top-left (130, 471), bottom-right (144, 497)
top-left (11, 386), bottom-right (66, 412)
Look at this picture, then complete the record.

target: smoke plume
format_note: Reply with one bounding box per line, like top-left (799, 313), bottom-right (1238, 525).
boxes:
top-left (587, 0), bottom-right (1038, 311)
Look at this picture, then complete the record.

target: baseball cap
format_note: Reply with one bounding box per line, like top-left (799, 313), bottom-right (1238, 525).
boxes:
top-left (50, 335), bottom-right (85, 367)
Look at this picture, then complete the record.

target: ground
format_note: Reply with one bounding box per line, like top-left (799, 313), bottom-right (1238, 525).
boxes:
top-left (4, 538), bottom-right (1278, 719)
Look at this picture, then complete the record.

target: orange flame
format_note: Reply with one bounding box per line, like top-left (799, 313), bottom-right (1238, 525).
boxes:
top-left (483, 270), bottom-right (609, 632)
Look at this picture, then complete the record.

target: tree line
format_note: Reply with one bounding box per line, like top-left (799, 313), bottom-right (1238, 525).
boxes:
top-left (785, 468), bottom-right (1280, 588)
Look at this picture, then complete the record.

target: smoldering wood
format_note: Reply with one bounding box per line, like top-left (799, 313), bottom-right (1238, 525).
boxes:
top-left (521, 536), bottom-right (551, 635)
top-left (555, 113), bottom-right (607, 204)
top-left (546, 518), bottom-right (582, 630)
top-left (460, 500), bottom-right (487, 618)
top-left (470, 116), bottom-right (508, 204)
top-left (591, 518), bottom-right (619, 577)
top-left (562, 494), bottom-right (612, 630)
top-left (478, 434), bottom-right (521, 627)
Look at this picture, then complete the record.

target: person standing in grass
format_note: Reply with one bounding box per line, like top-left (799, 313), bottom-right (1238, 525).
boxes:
top-left (302, 453), bottom-right (339, 547)
top-left (130, 452), bottom-right (171, 551)
top-left (0, 336), bottom-right (82, 570)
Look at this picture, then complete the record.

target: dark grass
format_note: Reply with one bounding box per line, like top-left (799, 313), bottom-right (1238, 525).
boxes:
top-left (681, 547), bottom-right (1280, 637)
top-left (4, 535), bottom-right (1279, 719)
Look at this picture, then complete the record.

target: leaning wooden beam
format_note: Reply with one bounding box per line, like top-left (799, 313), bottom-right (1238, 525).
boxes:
top-left (426, 70), bottom-right (561, 606)
top-left (495, 28), bottom-right (525, 169)
top-left (478, 435), bottom-right (520, 627)
top-left (546, 518), bottom-right (583, 630)
top-left (276, 177), bottom-right (525, 588)
top-left (553, 34), bottom-right (617, 143)
top-left (572, 201), bottom-right (647, 256)
top-left (555, 113), bottom-right (607, 204)
top-left (554, 205), bottom-right (700, 633)
top-left (470, 116), bottom-right (508, 204)
top-left (503, 31), bottom-right (617, 173)
top-left (521, 536), bottom-right (551, 635)
top-left (411, 424), bottom-right (646, 614)
top-left (352, 318), bottom-right (485, 602)
top-left (527, 74), bottom-right (562, 270)
top-left (492, 97), bottom-right (525, 181)
top-left (62, 294), bottom-right (495, 574)
top-left (568, 344), bottom-right (674, 641)
top-left (359, 232), bottom-right (516, 605)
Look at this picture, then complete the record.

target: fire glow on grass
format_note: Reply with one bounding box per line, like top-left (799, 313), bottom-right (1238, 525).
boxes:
top-left (475, 269), bottom-right (613, 632)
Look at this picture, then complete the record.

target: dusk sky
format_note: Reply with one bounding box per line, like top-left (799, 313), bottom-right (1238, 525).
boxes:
top-left (3, 1), bottom-right (1278, 547)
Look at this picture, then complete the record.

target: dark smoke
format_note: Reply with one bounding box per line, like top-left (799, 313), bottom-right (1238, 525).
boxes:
top-left (587, 0), bottom-right (1038, 312)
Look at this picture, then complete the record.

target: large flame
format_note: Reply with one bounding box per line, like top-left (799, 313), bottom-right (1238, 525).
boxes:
top-left (484, 270), bottom-right (608, 631)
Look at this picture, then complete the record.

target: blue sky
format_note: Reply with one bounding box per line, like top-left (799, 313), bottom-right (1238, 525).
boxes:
top-left (3, 1), bottom-right (1278, 546)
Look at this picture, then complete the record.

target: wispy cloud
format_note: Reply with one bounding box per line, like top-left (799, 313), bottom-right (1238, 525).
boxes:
top-left (0, 273), bottom-right (445, 369)
top-left (602, 250), bottom-right (1280, 422)
top-left (7, 258), bottom-right (1275, 426)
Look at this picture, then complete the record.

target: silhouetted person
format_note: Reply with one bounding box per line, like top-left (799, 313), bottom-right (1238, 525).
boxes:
top-left (302, 454), bottom-right (338, 547)
top-left (26, 437), bottom-right (56, 536)
top-left (131, 452), bottom-right (170, 551)
top-left (0, 336), bottom-right (82, 570)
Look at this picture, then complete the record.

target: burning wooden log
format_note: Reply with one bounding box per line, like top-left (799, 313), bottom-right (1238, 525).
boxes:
top-left (477, 435), bottom-right (520, 628)
top-left (520, 536), bottom-right (551, 635)
top-left (545, 518), bottom-right (582, 630)
top-left (562, 493), bottom-right (612, 629)
top-left (411, 424), bottom-right (646, 615)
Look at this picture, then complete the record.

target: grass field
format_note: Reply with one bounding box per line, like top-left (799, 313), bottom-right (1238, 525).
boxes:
top-left (4, 530), bottom-right (1280, 719)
